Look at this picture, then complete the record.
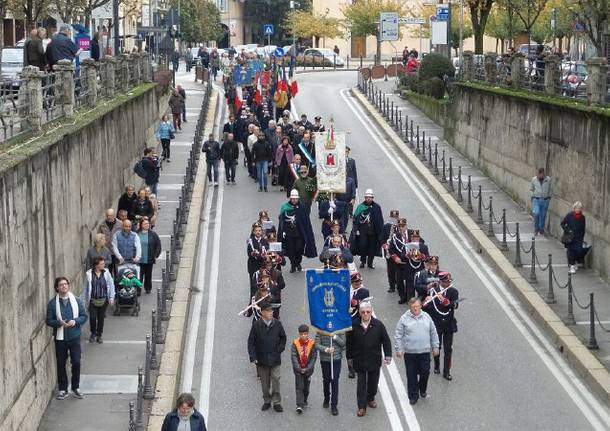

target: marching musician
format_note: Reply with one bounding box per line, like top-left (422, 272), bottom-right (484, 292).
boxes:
top-left (319, 193), bottom-right (346, 241)
top-left (257, 210), bottom-right (277, 237)
top-left (251, 255), bottom-right (286, 299)
top-left (382, 210), bottom-right (401, 293)
top-left (402, 229), bottom-right (428, 304)
top-left (277, 190), bottom-right (318, 273)
top-left (350, 189), bottom-right (384, 269)
top-left (265, 232), bottom-right (286, 269)
top-left (414, 256), bottom-right (441, 300)
top-left (422, 272), bottom-right (458, 381)
top-left (323, 220), bottom-right (349, 248)
top-left (249, 269), bottom-right (283, 320)
top-left (389, 218), bottom-right (414, 304)
top-left (347, 272), bottom-right (371, 379)
top-left (319, 234), bottom-right (353, 269)
top-left (247, 222), bottom-right (269, 281)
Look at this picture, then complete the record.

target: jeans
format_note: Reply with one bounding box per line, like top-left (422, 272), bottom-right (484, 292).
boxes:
top-left (224, 160), bottom-right (236, 182)
top-left (55, 338), bottom-right (81, 391)
top-left (182, 107), bottom-right (187, 122)
top-left (256, 160), bottom-right (269, 190)
top-left (258, 365), bottom-right (281, 404)
top-left (89, 301), bottom-right (108, 336)
top-left (321, 359), bottom-right (341, 407)
top-left (207, 159), bottom-right (219, 182)
top-left (146, 182), bottom-right (158, 195)
top-left (532, 197), bottom-right (550, 233)
top-left (404, 353), bottom-right (431, 402)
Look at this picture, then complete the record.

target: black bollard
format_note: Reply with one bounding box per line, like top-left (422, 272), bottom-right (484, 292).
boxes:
top-left (150, 310), bottom-right (158, 369)
top-left (529, 236), bottom-right (537, 283)
top-left (427, 138), bottom-right (433, 167)
top-left (587, 293), bottom-right (599, 350)
top-left (441, 151), bottom-right (447, 183)
top-left (476, 186), bottom-right (483, 223)
top-left (514, 223), bottom-right (523, 267)
top-left (565, 273), bottom-right (575, 325)
top-left (448, 158), bottom-right (454, 191)
top-left (466, 175), bottom-right (473, 212)
top-left (415, 125), bottom-right (420, 154)
top-left (500, 209), bottom-right (508, 250)
top-left (143, 335), bottom-right (154, 399)
top-left (545, 254), bottom-right (556, 303)
top-left (433, 143), bottom-right (439, 175)
top-left (456, 167), bottom-right (463, 202)
top-left (161, 269), bottom-right (169, 321)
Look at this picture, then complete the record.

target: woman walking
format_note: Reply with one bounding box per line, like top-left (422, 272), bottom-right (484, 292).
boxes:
top-left (561, 201), bottom-right (591, 274)
top-left (157, 114), bottom-right (175, 162)
top-left (81, 256), bottom-right (115, 343)
top-left (138, 219), bottom-right (162, 294)
top-left (132, 188), bottom-right (155, 229)
top-left (275, 137), bottom-right (294, 192)
top-left (85, 233), bottom-right (113, 270)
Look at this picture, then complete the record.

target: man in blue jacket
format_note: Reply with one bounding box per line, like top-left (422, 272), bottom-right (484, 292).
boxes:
top-left (162, 392), bottom-right (207, 431)
top-left (46, 276), bottom-right (88, 400)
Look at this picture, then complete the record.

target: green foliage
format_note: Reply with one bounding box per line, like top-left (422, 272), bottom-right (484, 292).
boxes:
top-left (485, 4), bottom-right (524, 41)
top-left (467, 0), bottom-right (495, 53)
top-left (399, 73), bottom-right (419, 92)
top-left (245, 0), bottom-right (312, 43)
top-left (174, 0), bottom-right (224, 43)
top-left (426, 77), bottom-right (446, 99)
top-left (419, 53), bottom-right (455, 80)
top-left (284, 10), bottom-right (343, 43)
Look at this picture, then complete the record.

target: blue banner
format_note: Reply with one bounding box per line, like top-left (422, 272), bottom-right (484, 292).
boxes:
top-left (307, 269), bottom-right (352, 335)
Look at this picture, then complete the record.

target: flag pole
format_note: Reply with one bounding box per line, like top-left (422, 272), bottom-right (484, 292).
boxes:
top-left (330, 335), bottom-right (334, 380)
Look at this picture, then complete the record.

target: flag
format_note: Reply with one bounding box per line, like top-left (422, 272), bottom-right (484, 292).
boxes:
top-left (235, 86), bottom-right (243, 112)
top-left (306, 269), bottom-right (352, 335)
top-left (254, 73), bottom-right (262, 105)
top-left (290, 80), bottom-right (299, 97)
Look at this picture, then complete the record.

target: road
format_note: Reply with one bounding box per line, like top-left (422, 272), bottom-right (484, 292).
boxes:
top-left (180, 71), bottom-right (610, 430)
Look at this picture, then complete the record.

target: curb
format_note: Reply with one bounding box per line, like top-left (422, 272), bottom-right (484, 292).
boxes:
top-left (146, 89), bottom-right (218, 430)
top-left (352, 88), bottom-right (610, 406)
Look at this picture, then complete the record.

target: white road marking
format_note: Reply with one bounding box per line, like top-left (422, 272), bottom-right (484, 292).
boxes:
top-left (342, 88), bottom-right (610, 429)
top-left (386, 362), bottom-right (421, 431)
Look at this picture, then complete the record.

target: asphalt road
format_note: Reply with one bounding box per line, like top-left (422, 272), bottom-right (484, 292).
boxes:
top-left (181, 71), bottom-right (610, 431)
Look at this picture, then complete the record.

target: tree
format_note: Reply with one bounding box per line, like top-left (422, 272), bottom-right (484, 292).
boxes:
top-left (8, 0), bottom-right (48, 30)
top-left (176, 0), bottom-right (224, 43)
top-left (485, 4), bottom-right (524, 52)
top-left (410, 4), bottom-right (473, 56)
top-left (575, 0), bottom-right (609, 56)
top-left (284, 10), bottom-right (342, 47)
top-left (342, 0), bottom-right (409, 64)
top-left (529, 0), bottom-right (573, 46)
top-left (467, 0), bottom-right (495, 53)
top-left (505, 0), bottom-right (549, 49)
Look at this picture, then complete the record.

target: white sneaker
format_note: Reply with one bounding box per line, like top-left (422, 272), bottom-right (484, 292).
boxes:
top-left (569, 265), bottom-right (577, 274)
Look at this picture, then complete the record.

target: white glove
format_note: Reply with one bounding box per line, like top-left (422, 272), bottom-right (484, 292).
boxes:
top-left (329, 201), bottom-right (336, 210)
top-left (328, 207), bottom-right (334, 216)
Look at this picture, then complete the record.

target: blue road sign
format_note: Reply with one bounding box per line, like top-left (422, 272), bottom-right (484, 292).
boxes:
top-left (274, 47), bottom-right (285, 57)
top-left (437, 5), bottom-right (449, 21)
top-left (263, 24), bottom-right (274, 35)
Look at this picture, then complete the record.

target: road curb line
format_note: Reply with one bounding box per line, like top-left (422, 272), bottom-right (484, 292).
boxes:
top-left (352, 88), bottom-right (610, 407)
top-left (146, 89), bottom-right (218, 430)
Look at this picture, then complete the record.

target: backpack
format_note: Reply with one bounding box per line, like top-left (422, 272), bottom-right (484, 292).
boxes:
top-left (133, 159), bottom-right (147, 179)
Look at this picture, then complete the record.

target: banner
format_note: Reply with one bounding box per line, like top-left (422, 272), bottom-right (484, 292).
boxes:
top-left (306, 269), bottom-right (352, 335)
top-left (314, 127), bottom-right (346, 193)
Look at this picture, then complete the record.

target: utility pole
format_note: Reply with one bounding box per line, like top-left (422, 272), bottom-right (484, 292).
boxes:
top-left (113, 0), bottom-right (120, 54)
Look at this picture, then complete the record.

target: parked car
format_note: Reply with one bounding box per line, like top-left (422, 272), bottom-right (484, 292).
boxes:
top-left (517, 43), bottom-right (551, 58)
top-left (188, 47), bottom-right (200, 66)
top-left (299, 48), bottom-right (344, 67)
top-left (1, 47), bottom-right (24, 81)
top-left (561, 61), bottom-right (587, 98)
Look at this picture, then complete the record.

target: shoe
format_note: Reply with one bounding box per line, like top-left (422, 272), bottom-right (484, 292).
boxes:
top-left (264, 188), bottom-right (268, 192)
top-left (443, 372), bottom-right (452, 381)
top-left (420, 391), bottom-right (427, 398)
top-left (261, 403), bottom-right (271, 411)
top-left (303, 401), bottom-right (308, 408)
top-left (214, 182), bottom-right (219, 187)
top-left (258, 188), bottom-right (263, 192)
top-left (348, 371), bottom-right (355, 379)
top-left (409, 399), bottom-right (417, 405)
top-left (89, 335), bottom-right (96, 343)
top-left (56, 390), bottom-right (68, 400)
top-left (145, 289), bottom-right (151, 294)
top-left (569, 265), bottom-right (577, 274)
top-left (72, 389), bottom-right (84, 399)
top-left (359, 262), bottom-right (365, 268)
top-left (539, 230), bottom-right (545, 236)
top-left (367, 264), bottom-right (375, 269)
top-left (323, 400), bottom-right (329, 408)
top-left (357, 408), bottom-right (366, 417)
top-left (273, 404), bottom-right (283, 412)
top-left (96, 336), bottom-right (103, 344)
top-left (398, 297), bottom-right (408, 304)
top-left (297, 265), bottom-right (302, 272)
top-left (296, 406), bottom-right (303, 414)
top-left (167, 159), bottom-right (171, 163)
top-left (387, 287), bottom-right (395, 293)
top-left (290, 266), bottom-right (296, 273)
top-left (368, 400), bottom-right (377, 408)
top-left (433, 367), bottom-right (440, 375)
top-left (331, 406), bottom-right (339, 416)
top-left (232, 180), bottom-right (236, 184)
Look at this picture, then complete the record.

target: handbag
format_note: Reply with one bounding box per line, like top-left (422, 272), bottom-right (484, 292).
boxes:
top-left (169, 131), bottom-right (175, 140)
top-left (560, 229), bottom-right (574, 245)
top-left (91, 297), bottom-right (107, 307)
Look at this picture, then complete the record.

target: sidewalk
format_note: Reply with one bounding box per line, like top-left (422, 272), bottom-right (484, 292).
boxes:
top-left (366, 79), bottom-right (610, 371)
top-left (38, 70), bottom-right (207, 431)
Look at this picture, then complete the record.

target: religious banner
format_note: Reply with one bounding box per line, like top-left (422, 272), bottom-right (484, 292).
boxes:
top-left (314, 125), bottom-right (346, 193)
top-left (306, 269), bottom-right (352, 335)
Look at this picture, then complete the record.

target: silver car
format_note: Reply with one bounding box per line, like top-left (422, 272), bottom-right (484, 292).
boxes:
top-left (1, 47), bottom-right (24, 81)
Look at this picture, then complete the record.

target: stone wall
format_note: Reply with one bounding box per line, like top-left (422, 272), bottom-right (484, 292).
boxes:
top-left (446, 83), bottom-right (610, 280)
top-left (0, 83), bottom-right (168, 431)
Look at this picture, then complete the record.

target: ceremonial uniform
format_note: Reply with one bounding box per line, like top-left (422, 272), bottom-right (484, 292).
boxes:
top-left (247, 232), bottom-right (269, 279)
top-left (319, 198), bottom-right (346, 239)
top-left (350, 190), bottom-right (384, 269)
top-left (414, 263), bottom-right (440, 300)
top-left (382, 212), bottom-right (400, 293)
top-left (278, 192), bottom-right (317, 272)
top-left (319, 244), bottom-right (353, 269)
top-left (423, 272), bottom-right (458, 379)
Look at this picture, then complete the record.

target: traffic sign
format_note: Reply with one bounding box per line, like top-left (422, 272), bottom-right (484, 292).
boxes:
top-left (274, 47), bottom-right (285, 57)
top-left (398, 17), bottom-right (426, 25)
top-left (436, 5), bottom-right (449, 21)
top-left (380, 12), bottom-right (399, 41)
top-left (263, 24), bottom-right (274, 35)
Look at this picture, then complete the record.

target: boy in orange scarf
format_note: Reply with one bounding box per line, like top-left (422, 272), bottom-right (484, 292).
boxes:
top-left (291, 324), bottom-right (318, 414)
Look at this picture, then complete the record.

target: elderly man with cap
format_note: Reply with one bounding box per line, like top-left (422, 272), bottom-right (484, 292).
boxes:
top-left (347, 300), bottom-right (392, 417)
top-left (347, 272), bottom-right (370, 379)
top-left (423, 271), bottom-right (459, 380)
top-left (278, 190), bottom-right (318, 272)
top-left (350, 189), bottom-right (384, 269)
top-left (291, 324), bottom-right (317, 414)
top-left (47, 23), bottom-right (82, 67)
top-left (248, 302), bottom-right (287, 412)
top-left (292, 164), bottom-right (317, 215)
top-left (382, 211), bottom-right (401, 294)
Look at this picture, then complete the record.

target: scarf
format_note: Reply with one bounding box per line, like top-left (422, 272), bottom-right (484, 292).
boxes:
top-left (574, 211), bottom-right (583, 220)
top-left (353, 202), bottom-right (371, 218)
top-left (55, 292), bottom-right (79, 341)
top-left (280, 201), bottom-right (295, 218)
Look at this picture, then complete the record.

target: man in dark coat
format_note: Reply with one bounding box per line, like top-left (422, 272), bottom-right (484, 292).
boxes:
top-left (220, 133), bottom-right (239, 184)
top-left (318, 193), bottom-right (346, 240)
top-left (222, 114), bottom-right (238, 138)
top-left (414, 255), bottom-right (441, 300)
top-left (161, 392), bottom-right (207, 431)
top-left (347, 272), bottom-right (370, 378)
top-left (346, 301), bottom-right (392, 417)
top-left (350, 189), bottom-right (384, 269)
top-left (248, 303), bottom-right (287, 412)
top-left (278, 190), bottom-right (318, 272)
top-left (381, 210), bottom-right (400, 293)
top-left (90, 32), bottom-right (101, 61)
top-left (336, 177), bottom-right (356, 231)
top-left (141, 147), bottom-right (160, 195)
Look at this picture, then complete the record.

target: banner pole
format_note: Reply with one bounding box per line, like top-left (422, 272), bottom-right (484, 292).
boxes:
top-left (330, 335), bottom-right (334, 380)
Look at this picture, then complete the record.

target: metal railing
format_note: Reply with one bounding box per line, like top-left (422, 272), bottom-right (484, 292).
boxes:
top-left (0, 79), bottom-right (27, 141)
top-left (41, 72), bottom-right (64, 124)
top-left (358, 71), bottom-right (609, 352)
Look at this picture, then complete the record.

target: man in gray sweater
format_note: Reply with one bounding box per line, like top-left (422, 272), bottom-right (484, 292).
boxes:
top-left (394, 297), bottom-right (439, 405)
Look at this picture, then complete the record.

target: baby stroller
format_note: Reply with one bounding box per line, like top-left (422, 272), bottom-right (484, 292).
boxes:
top-left (113, 264), bottom-right (141, 317)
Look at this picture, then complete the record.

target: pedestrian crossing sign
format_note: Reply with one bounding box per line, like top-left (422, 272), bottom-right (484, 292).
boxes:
top-left (263, 24), bottom-right (274, 35)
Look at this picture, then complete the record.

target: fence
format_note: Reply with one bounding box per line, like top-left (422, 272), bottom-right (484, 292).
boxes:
top-left (357, 71), bottom-right (608, 351)
top-left (460, 51), bottom-right (609, 106)
top-left (0, 52), bottom-right (155, 145)
top-left (128, 75), bottom-right (212, 431)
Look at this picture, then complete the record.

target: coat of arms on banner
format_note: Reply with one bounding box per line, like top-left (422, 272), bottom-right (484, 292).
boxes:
top-left (315, 119), bottom-right (346, 193)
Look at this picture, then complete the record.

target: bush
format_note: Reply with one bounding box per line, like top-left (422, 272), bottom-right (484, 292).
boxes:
top-left (419, 53), bottom-right (455, 81)
top-left (400, 73), bottom-right (420, 92)
top-left (427, 77), bottom-right (446, 99)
